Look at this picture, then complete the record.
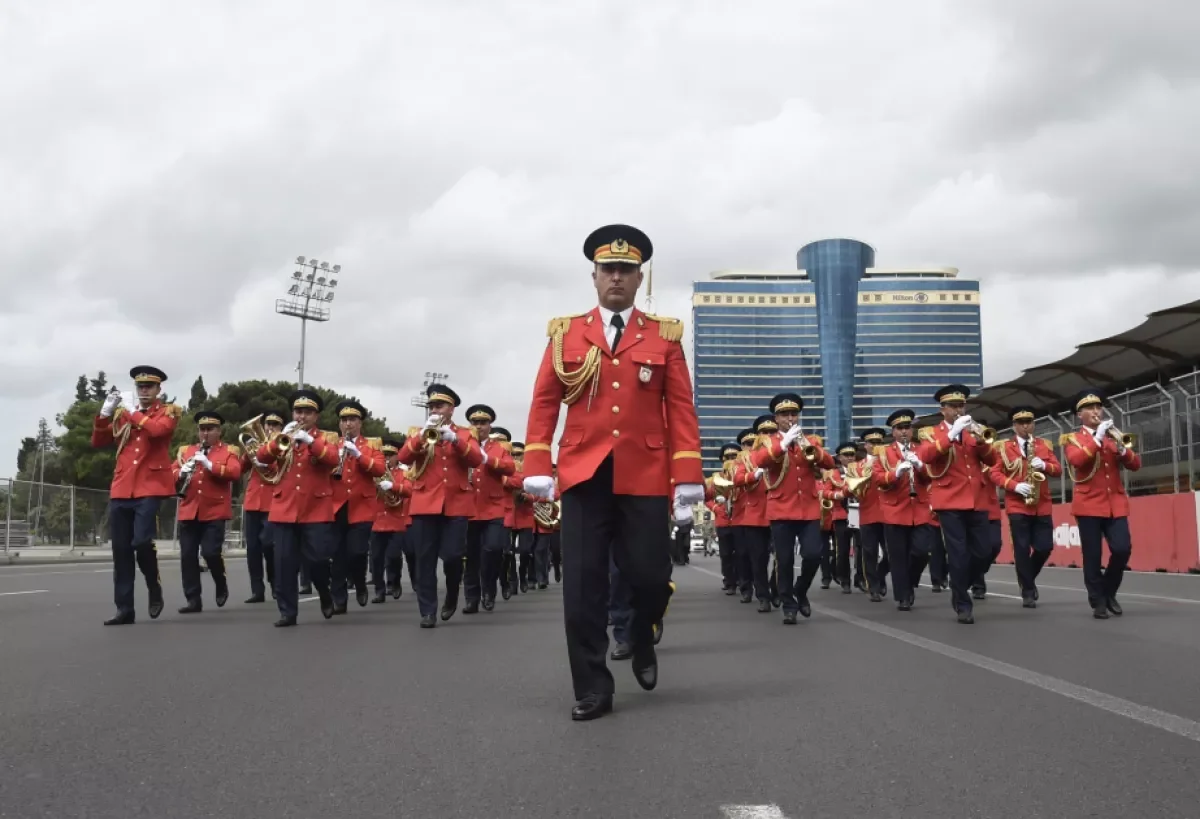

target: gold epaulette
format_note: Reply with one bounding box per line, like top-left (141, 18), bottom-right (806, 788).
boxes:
top-left (406, 426), bottom-right (421, 439)
top-left (498, 440), bottom-right (512, 453)
top-left (991, 439), bottom-right (1004, 450)
top-left (226, 444), bottom-right (242, 458)
top-left (546, 313), bottom-right (585, 338)
top-left (808, 434), bottom-right (824, 447)
top-left (176, 444), bottom-right (191, 460)
top-left (753, 433), bottom-right (771, 450)
top-left (643, 314), bottom-right (684, 342)
top-left (1059, 432), bottom-right (1076, 448)
top-left (365, 437), bottom-right (382, 450)
top-left (164, 403), bottom-right (183, 420)
top-left (322, 430), bottom-right (340, 445)
top-left (916, 427), bottom-right (935, 442)
top-left (873, 445), bottom-right (888, 457)
top-left (1040, 437), bottom-right (1054, 450)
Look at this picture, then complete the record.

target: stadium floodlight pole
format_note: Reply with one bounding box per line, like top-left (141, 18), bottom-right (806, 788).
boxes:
top-left (275, 257), bottom-right (341, 389)
top-left (411, 371), bottom-right (450, 421)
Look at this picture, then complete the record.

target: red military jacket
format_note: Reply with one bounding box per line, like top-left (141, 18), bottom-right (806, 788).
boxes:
top-left (730, 450), bottom-right (769, 527)
top-left (703, 483), bottom-right (735, 528)
top-left (472, 439), bottom-right (517, 522)
top-left (397, 424), bottom-right (484, 518)
top-left (989, 437), bottom-right (1063, 517)
top-left (173, 442), bottom-right (243, 522)
top-left (818, 470), bottom-right (851, 522)
top-left (1062, 427), bottom-right (1142, 518)
top-left (982, 459), bottom-right (1002, 521)
top-left (257, 430), bottom-right (341, 524)
top-left (524, 307), bottom-right (704, 496)
top-left (748, 432), bottom-right (835, 521)
top-left (849, 457), bottom-right (882, 526)
top-left (914, 422), bottom-right (998, 512)
top-left (91, 401), bottom-right (182, 499)
top-left (504, 467), bottom-right (537, 530)
top-left (373, 470), bottom-right (414, 533)
top-left (871, 442), bottom-right (935, 527)
top-left (333, 435), bottom-right (388, 524)
top-left (241, 453), bottom-right (275, 514)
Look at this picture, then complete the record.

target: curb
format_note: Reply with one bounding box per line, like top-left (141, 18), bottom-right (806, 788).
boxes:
top-left (2, 549), bottom-right (249, 567)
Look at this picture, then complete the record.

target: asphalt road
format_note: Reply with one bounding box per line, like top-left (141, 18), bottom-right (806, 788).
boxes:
top-left (2, 557), bottom-right (1200, 819)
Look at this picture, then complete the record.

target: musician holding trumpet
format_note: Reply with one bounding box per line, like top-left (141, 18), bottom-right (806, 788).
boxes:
top-left (239, 411), bottom-right (286, 604)
top-left (329, 400), bottom-right (387, 613)
top-left (913, 385), bottom-right (999, 624)
top-left (872, 410), bottom-right (936, 610)
top-left (172, 411), bottom-right (243, 613)
top-left (988, 406), bottom-right (1062, 608)
top-left (463, 409), bottom-right (517, 612)
top-left (748, 392), bottom-right (836, 625)
top-left (1062, 390), bottom-right (1142, 619)
top-left (91, 365), bottom-right (181, 626)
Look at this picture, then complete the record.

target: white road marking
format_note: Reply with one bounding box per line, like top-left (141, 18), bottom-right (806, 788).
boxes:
top-left (0, 589), bottom-right (49, 597)
top-left (689, 563), bottom-right (1200, 743)
top-left (298, 596), bottom-right (319, 603)
top-left (0, 568), bottom-right (113, 579)
top-left (985, 578), bottom-right (1200, 605)
top-left (919, 583), bottom-right (1022, 601)
top-left (721, 806), bottom-right (791, 819)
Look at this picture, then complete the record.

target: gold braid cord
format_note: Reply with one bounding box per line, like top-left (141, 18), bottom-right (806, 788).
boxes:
top-left (405, 426), bottom-right (436, 480)
top-left (1060, 432), bottom-right (1100, 484)
top-left (547, 316), bottom-right (600, 406)
top-left (112, 409), bottom-right (133, 458)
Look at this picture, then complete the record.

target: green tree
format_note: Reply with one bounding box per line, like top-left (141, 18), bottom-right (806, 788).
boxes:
top-left (16, 437), bottom-right (37, 474)
top-left (188, 376), bottom-right (208, 411)
top-left (89, 371), bottom-right (108, 402)
top-left (75, 374), bottom-right (90, 402)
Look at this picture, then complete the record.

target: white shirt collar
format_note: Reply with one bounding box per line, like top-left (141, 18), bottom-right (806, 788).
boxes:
top-left (597, 305), bottom-right (634, 328)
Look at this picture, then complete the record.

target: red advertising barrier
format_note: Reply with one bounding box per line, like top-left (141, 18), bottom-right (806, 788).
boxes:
top-left (998, 492), bottom-right (1200, 573)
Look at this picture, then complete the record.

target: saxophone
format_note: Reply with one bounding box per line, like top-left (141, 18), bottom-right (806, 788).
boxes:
top-left (1023, 438), bottom-right (1045, 508)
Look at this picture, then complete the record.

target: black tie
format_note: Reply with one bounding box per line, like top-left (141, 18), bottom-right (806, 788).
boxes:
top-left (610, 313), bottom-right (624, 352)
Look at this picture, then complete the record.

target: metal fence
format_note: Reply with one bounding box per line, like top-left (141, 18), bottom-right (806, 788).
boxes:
top-left (999, 368), bottom-right (1200, 503)
top-left (0, 478), bottom-right (245, 555)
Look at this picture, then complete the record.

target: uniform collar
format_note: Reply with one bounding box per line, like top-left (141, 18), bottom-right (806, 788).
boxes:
top-left (597, 304), bottom-right (634, 329)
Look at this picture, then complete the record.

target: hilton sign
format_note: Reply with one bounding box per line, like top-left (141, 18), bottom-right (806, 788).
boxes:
top-left (890, 292), bottom-right (930, 303)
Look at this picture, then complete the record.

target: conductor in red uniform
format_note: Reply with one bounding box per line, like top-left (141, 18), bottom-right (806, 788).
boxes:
top-left (1062, 390), bottom-right (1142, 619)
top-left (523, 224), bottom-right (705, 721)
top-left (173, 411), bottom-right (243, 613)
top-left (92, 365), bottom-right (181, 626)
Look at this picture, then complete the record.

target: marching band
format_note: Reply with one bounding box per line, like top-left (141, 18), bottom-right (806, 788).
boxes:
top-left (90, 224), bottom-right (1144, 720)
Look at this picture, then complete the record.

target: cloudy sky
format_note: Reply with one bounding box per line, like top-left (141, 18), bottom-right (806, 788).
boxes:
top-left (4, 0), bottom-right (1198, 473)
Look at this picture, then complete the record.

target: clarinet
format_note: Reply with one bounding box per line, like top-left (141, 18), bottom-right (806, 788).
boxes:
top-left (901, 442), bottom-right (917, 498)
top-left (175, 443), bottom-right (210, 498)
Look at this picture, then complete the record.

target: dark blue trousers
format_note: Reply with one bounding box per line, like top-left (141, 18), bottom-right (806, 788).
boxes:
top-left (1077, 515), bottom-right (1132, 606)
top-left (108, 497), bottom-right (164, 616)
top-left (408, 514), bottom-right (469, 617)
top-left (936, 509), bottom-right (990, 615)
top-left (243, 510), bottom-right (275, 597)
top-left (768, 519), bottom-right (822, 614)
top-left (273, 522), bottom-right (333, 620)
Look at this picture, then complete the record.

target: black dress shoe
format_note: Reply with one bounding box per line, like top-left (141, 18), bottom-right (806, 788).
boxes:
top-left (104, 612), bottom-right (135, 626)
top-left (332, 602), bottom-right (348, 615)
top-left (391, 584), bottom-right (402, 600)
top-left (880, 582), bottom-right (888, 597)
top-left (482, 596), bottom-right (495, 611)
top-left (957, 609), bottom-right (975, 624)
top-left (724, 586), bottom-right (736, 596)
top-left (538, 582), bottom-right (548, 590)
top-left (898, 602), bottom-right (912, 612)
top-left (244, 593), bottom-right (266, 604)
top-left (783, 611), bottom-right (797, 625)
top-left (319, 592), bottom-right (335, 620)
top-left (841, 583), bottom-right (852, 594)
top-left (356, 590), bottom-right (369, 607)
top-left (554, 566), bottom-right (562, 582)
top-left (1032, 587), bottom-right (1039, 601)
top-left (771, 596), bottom-right (781, 609)
top-left (519, 580), bottom-right (528, 593)
top-left (820, 580), bottom-right (831, 590)
top-left (299, 585), bottom-right (312, 595)
top-left (798, 600), bottom-right (812, 618)
top-left (571, 694), bottom-right (613, 721)
top-left (1093, 603), bottom-right (1110, 619)
top-left (273, 617), bottom-right (297, 628)
top-left (741, 592), bottom-right (753, 603)
top-left (757, 599), bottom-right (772, 613)
top-left (215, 586), bottom-right (229, 608)
top-left (463, 600), bottom-right (479, 614)
top-left (869, 592), bottom-right (882, 602)
top-left (420, 614), bottom-right (437, 628)
top-left (1106, 597), bottom-right (1123, 616)
top-left (1022, 593), bottom-right (1036, 609)
top-left (501, 585), bottom-right (512, 600)
top-left (610, 642), bottom-right (632, 661)
top-left (931, 583), bottom-right (943, 593)
top-left (440, 605), bottom-right (457, 621)
top-left (372, 592), bottom-right (386, 604)
top-left (148, 594), bottom-right (164, 620)
top-left (972, 587), bottom-right (986, 600)
top-left (631, 646), bottom-right (658, 691)
top-left (178, 600), bottom-right (202, 614)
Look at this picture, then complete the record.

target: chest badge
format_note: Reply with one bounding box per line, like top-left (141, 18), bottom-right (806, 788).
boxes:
top-left (639, 365), bottom-right (652, 383)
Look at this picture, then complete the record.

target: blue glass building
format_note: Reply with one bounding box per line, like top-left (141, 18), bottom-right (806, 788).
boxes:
top-left (691, 239), bottom-right (983, 471)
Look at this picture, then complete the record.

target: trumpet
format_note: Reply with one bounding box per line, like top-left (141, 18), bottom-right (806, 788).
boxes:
top-left (969, 422), bottom-right (996, 445)
top-left (1104, 419), bottom-right (1134, 448)
top-left (802, 443), bottom-right (819, 463)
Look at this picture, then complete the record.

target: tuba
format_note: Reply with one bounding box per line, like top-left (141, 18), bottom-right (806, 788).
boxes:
top-left (533, 499), bottom-right (561, 530)
top-left (843, 470), bottom-right (872, 499)
top-left (376, 466), bottom-right (405, 508)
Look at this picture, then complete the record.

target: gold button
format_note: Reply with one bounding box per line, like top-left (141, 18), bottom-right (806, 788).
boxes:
top-left (132, 459), bottom-right (138, 465)
top-left (612, 406), bottom-right (620, 413)
top-left (613, 430), bottom-right (620, 437)
top-left (613, 359), bottom-right (620, 366)
top-left (612, 382), bottom-right (620, 389)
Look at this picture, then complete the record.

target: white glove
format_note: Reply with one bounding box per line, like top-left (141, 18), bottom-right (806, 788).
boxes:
top-left (675, 483), bottom-right (705, 507)
top-left (1014, 482), bottom-right (1033, 497)
top-left (425, 414), bottom-right (442, 429)
top-left (282, 421), bottom-right (299, 435)
top-left (672, 503), bottom-right (693, 524)
top-left (904, 451), bottom-right (922, 467)
top-left (179, 460), bottom-right (196, 474)
top-left (439, 425), bottom-right (456, 443)
top-left (293, 428), bottom-right (314, 444)
top-left (781, 425), bottom-right (803, 448)
top-left (100, 392), bottom-right (120, 418)
top-left (195, 451), bottom-right (213, 470)
top-left (480, 450), bottom-right (489, 466)
top-left (895, 461), bottom-right (913, 478)
top-left (1117, 444), bottom-right (1128, 456)
top-left (754, 467), bottom-right (766, 480)
top-left (252, 458), bottom-right (269, 469)
top-left (949, 415), bottom-right (972, 441)
top-left (1029, 456), bottom-right (1045, 470)
top-left (1094, 418), bottom-right (1113, 445)
top-left (523, 475), bottom-right (555, 500)
top-left (378, 480), bottom-right (394, 492)
top-left (342, 439), bottom-right (361, 457)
